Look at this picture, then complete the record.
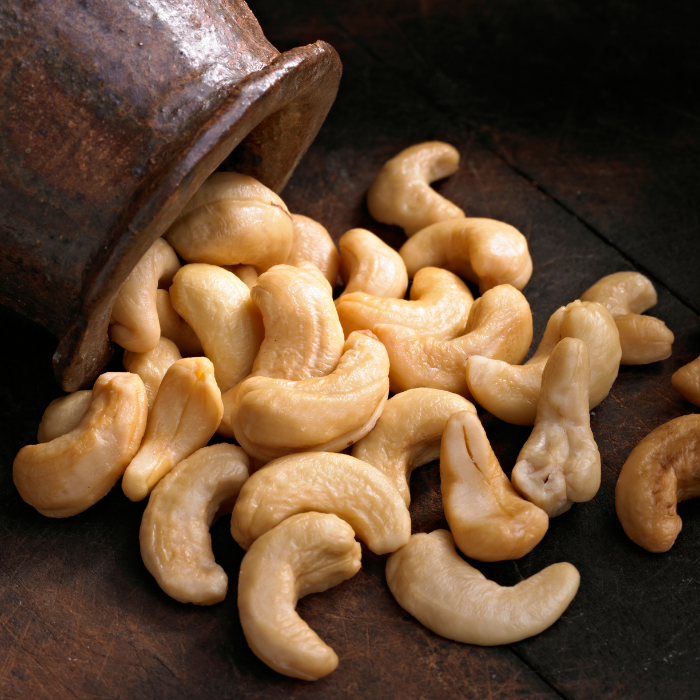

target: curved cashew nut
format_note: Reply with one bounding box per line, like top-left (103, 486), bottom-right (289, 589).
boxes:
top-left (140, 444), bottom-right (249, 605)
top-left (466, 300), bottom-right (621, 425)
top-left (366, 142), bottom-right (464, 236)
top-left (375, 284), bottom-right (532, 395)
top-left (155, 289), bottom-right (204, 357)
top-left (164, 172), bottom-right (293, 271)
top-left (238, 512), bottom-right (361, 681)
top-left (123, 337), bottom-right (182, 409)
top-left (232, 330), bottom-right (390, 463)
top-left (287, 214), bottom-right (340, 286)
top-left (351, 388), bottom-right (476, 505)
top-left (511, 338), bottom-right (601, 517)
top-left (399, 218), bottom-right (533, 293)
top-left (441, 411), bottom-right (549, 560)
top-left (14, 373), bottom-right (148, 517)
top-left (231, 452), bottom-right (410, 554)
top-left (337, 228), bottom-right (408, 299)
top-left (672, 354), bottom-right (700, 407)
top-left (109, 238), bottom-right (181, 353)
top-left (336, 267), bottom-right (474, 339)
top-left (580, 272), bottom-right (673, 364)
top-left (37, 390), bottom-right (93, 443)
top-left (615, 414), bottom-right (700, 552)
top-left (122, 357), bottom-right (224, 502)
top-left (386, 530), bottom-right (580, 645)
top-left (223, 264), bottom-right (259, 289)
top-left (169, 264), bottom-right (264, 392)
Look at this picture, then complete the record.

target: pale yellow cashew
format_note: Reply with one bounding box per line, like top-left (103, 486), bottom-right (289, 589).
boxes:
top-left (37, 390), bottom-right (93, 443)
top-left (336, 267), bottom-right (474, 339)
top-left (399, 218), bottom-right (533, 294)
top-left (123, 337), bottom-right (182, 409)
top-left (222, 264), bottom-right (259, 289)
top-left (672, 354), bottom-right (700, 407)
top-left (140, 444), bottom-right (249, 605)
top-left (122, 357), bottom-right (224, 502)
top-left (14, 373), bottom-right (148, 517)
top-left (287, 214), bottom-right (340, 286)
top-left (351, 388), bottom-right (476, 505)
top-left (616, 414), bottom-right (700, 553)
top-left (466, 300), bottom-right (621, 425)
top-left (580, 271), bottom-right (673, 364)
top-left (386, 530), bottom-right (580, 646)
top-left (155, 289), bottom-right (204, 357)
top-left (109, 238), bottom-right (181, 353)
top-left (230, 452), bottom-right (410, 554)
top-left (511, 338), bottom-right (601, 517)
top-left (238, 512), bottom-right (361, 681)
top-left (375, 283), bottom-right (532, 395)
top-left (441, 411), bottom-right (549, 561)
top-left (164, 172), bottom-right (293, 271)
top-left (366, 142), bottom-right (464, 236)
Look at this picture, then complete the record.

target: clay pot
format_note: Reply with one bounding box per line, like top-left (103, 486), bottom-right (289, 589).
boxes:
top-left (0, 0), bottom-right (341, 391)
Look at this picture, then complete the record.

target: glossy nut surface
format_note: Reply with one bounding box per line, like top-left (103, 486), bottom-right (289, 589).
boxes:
top-left (123, 337), bottom-right (182, 409)
top-left (155, 290), bottom-right (204, 357)
top-left (37, 390), bottom-right (93, 444)
top-left (672, 354), bottom-right (700, 407)
top-left (287, 214), bottom-right (340, 286)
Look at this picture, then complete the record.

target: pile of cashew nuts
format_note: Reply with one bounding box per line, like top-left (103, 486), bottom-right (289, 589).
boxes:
top-left (13, 143), bottom-right (700, 681)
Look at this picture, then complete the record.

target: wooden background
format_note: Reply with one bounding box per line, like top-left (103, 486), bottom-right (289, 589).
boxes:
top-left (1, 1), bottom-right (699, 698)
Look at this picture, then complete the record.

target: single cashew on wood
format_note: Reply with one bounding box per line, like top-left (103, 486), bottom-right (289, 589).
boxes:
top-left (375, 284), bottom-right (533, 395)
top-left (287, 214), bottom-right (340, 286)
top-left (109, 238), bottom-right (181, 353)
top-left (466, 300), bottom-right (621, 425)
top-left (386, 530), bottom-right (580, 645)
top-left (367, 142), bottom-right (464, 236)
top-left (123, 337), bottom-right (182, 409)
top-left (37, 390), bottom-right (93, 443)
top-left (155, 289), bottom-right (204, 357)
top-left (400, 218), bottom-right (533, 294)
top-left (615, 414), bottom-right (700, 552)
top-left (164, 172), bottom-right (293, 271)
top-left (122, 357), bottom-right (224, 501)
top-left (672, 355), bottom-right (700, 407)
top-left (230, 452), bottom-right (410, 554)
top-left (580, 271), bottom-right (674, 364)
top-left (351, 388), bottom-right (477, 505)
top-left (238, 512), bottom-right (362, 681)
top-left (441, 411), bottom-right (549, 561)
top-left (336, 267), bottom-right (474, 339)
top-left (511, 338), bottom-right (601, 517)
top-left (140, 444), bottom-right (249, 605)
top-left (14, 373), bottom-right (148, 517)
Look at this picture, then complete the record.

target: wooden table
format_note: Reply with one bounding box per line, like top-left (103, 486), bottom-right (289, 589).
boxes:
top-left (1, 1), bottom-right (699, 698)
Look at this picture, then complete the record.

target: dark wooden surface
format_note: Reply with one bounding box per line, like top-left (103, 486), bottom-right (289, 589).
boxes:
top-left (2, 1), bottom-right (700, 698)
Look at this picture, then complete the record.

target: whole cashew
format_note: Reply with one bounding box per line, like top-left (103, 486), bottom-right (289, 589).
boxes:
top-left (109, 238), bottom-right (181, 353)
top-left (466, 300), bottom-right (621, 425)
top-left (14, 373), bottom-right (148, 517)
top-left (386, 530), bottom-right (580, 645)
top-left (351, 388), bottom-right (477, 505)
top-left (441, 411), bottom-right (549, 560)
top-left (122, 357), bottom-right (224, 502)
top-left (374, 284), bottom-right (533, 395)
top-left (37, 390), bottom-right (93, 443)
top-left (230, 452), bottom-right (410, 554)
top-left (164, 172), bottom-right (293, 271)
top-left (580, 271), bottom-right (674, 364)
top-left (287, 214), bottom-right (340, 286)
top-left (140, 444), bottom-right (249, 605)
top-left (336, 267), bottom-right (474, 339)
top-left (615, 414), bottom-right (700, 552)
top-left (672, 354), bottom-right (700, 407)
top-left (399, 218), bottom-right (533, 294)
top-left (366, 142), bottom-right (464, 236)
top-left (238, 512), bottom-right (361, 681)
top-left (123, 337), bottom-right (182, 409)
top-left (155, 289), bottom-right (204, 357)
top-left (511, 338), bottom-right (601, 517)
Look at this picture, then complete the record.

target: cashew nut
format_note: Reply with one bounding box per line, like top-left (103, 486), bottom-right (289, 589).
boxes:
top-left (14, 373), bottom-right (148, 517)
top-left (122, 357), bottom-right (224, 501)
top-left (366, 142), bottom-right (464, 236)
top-left (336, 267), bottom-right (474, 339)
top-left (169, 264), bottom-right (264, 393)
top-left (375, 284), bottom-right (533, 395)
top-left (164, 172), bottom-right (293, 271)
top-left (615, 414), bottom-right (700, 552)
top-left (351, 388), bottom-right (476, 505)
top-left (672, 354), bottom-right (700, 407)
top-left (238, 512), bottom-right (361, 681)
top-left (155, 289), bottom-right (204, 357)
top-left (231, 452), bottom-right (410, 554)
top-left (337, 228), bottom-right (408, 299)
top-left (386, 530), bottom-right (580, 645)
top-left (399, 218), bottom-right (533, 294)
top-left (441, 411), bottom-right (549, 560)
top-left (580, 271), bottom-right (673, 364)
top-left (511, 338), bottom-right (601, 517)
top-left (109, 238), bottom-right (181, 353)
top-left (140, 444), bottom-right (249, 605)
top-left (37, 390), bottom-right (93, 443)
top-left (223, 264), bottom-right (259, 289)
top-left (287, 214), bottom-right (340, 286)
top-left (123, 337), bottom-right (182, 409)
top-left (466, 300), bottom-right (621, 425)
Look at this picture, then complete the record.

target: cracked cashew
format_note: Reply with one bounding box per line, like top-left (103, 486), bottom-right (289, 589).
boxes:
top-left (155, 289), bottom-right (204, 356)
top-left (37, 390), bottom-right (93, 443)
top-left (672, 354), bottom-right (700, 407)
top-left (123, 337), bottom-right (182, 409)
top-left (287, 214), bottom-right (340, 286)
